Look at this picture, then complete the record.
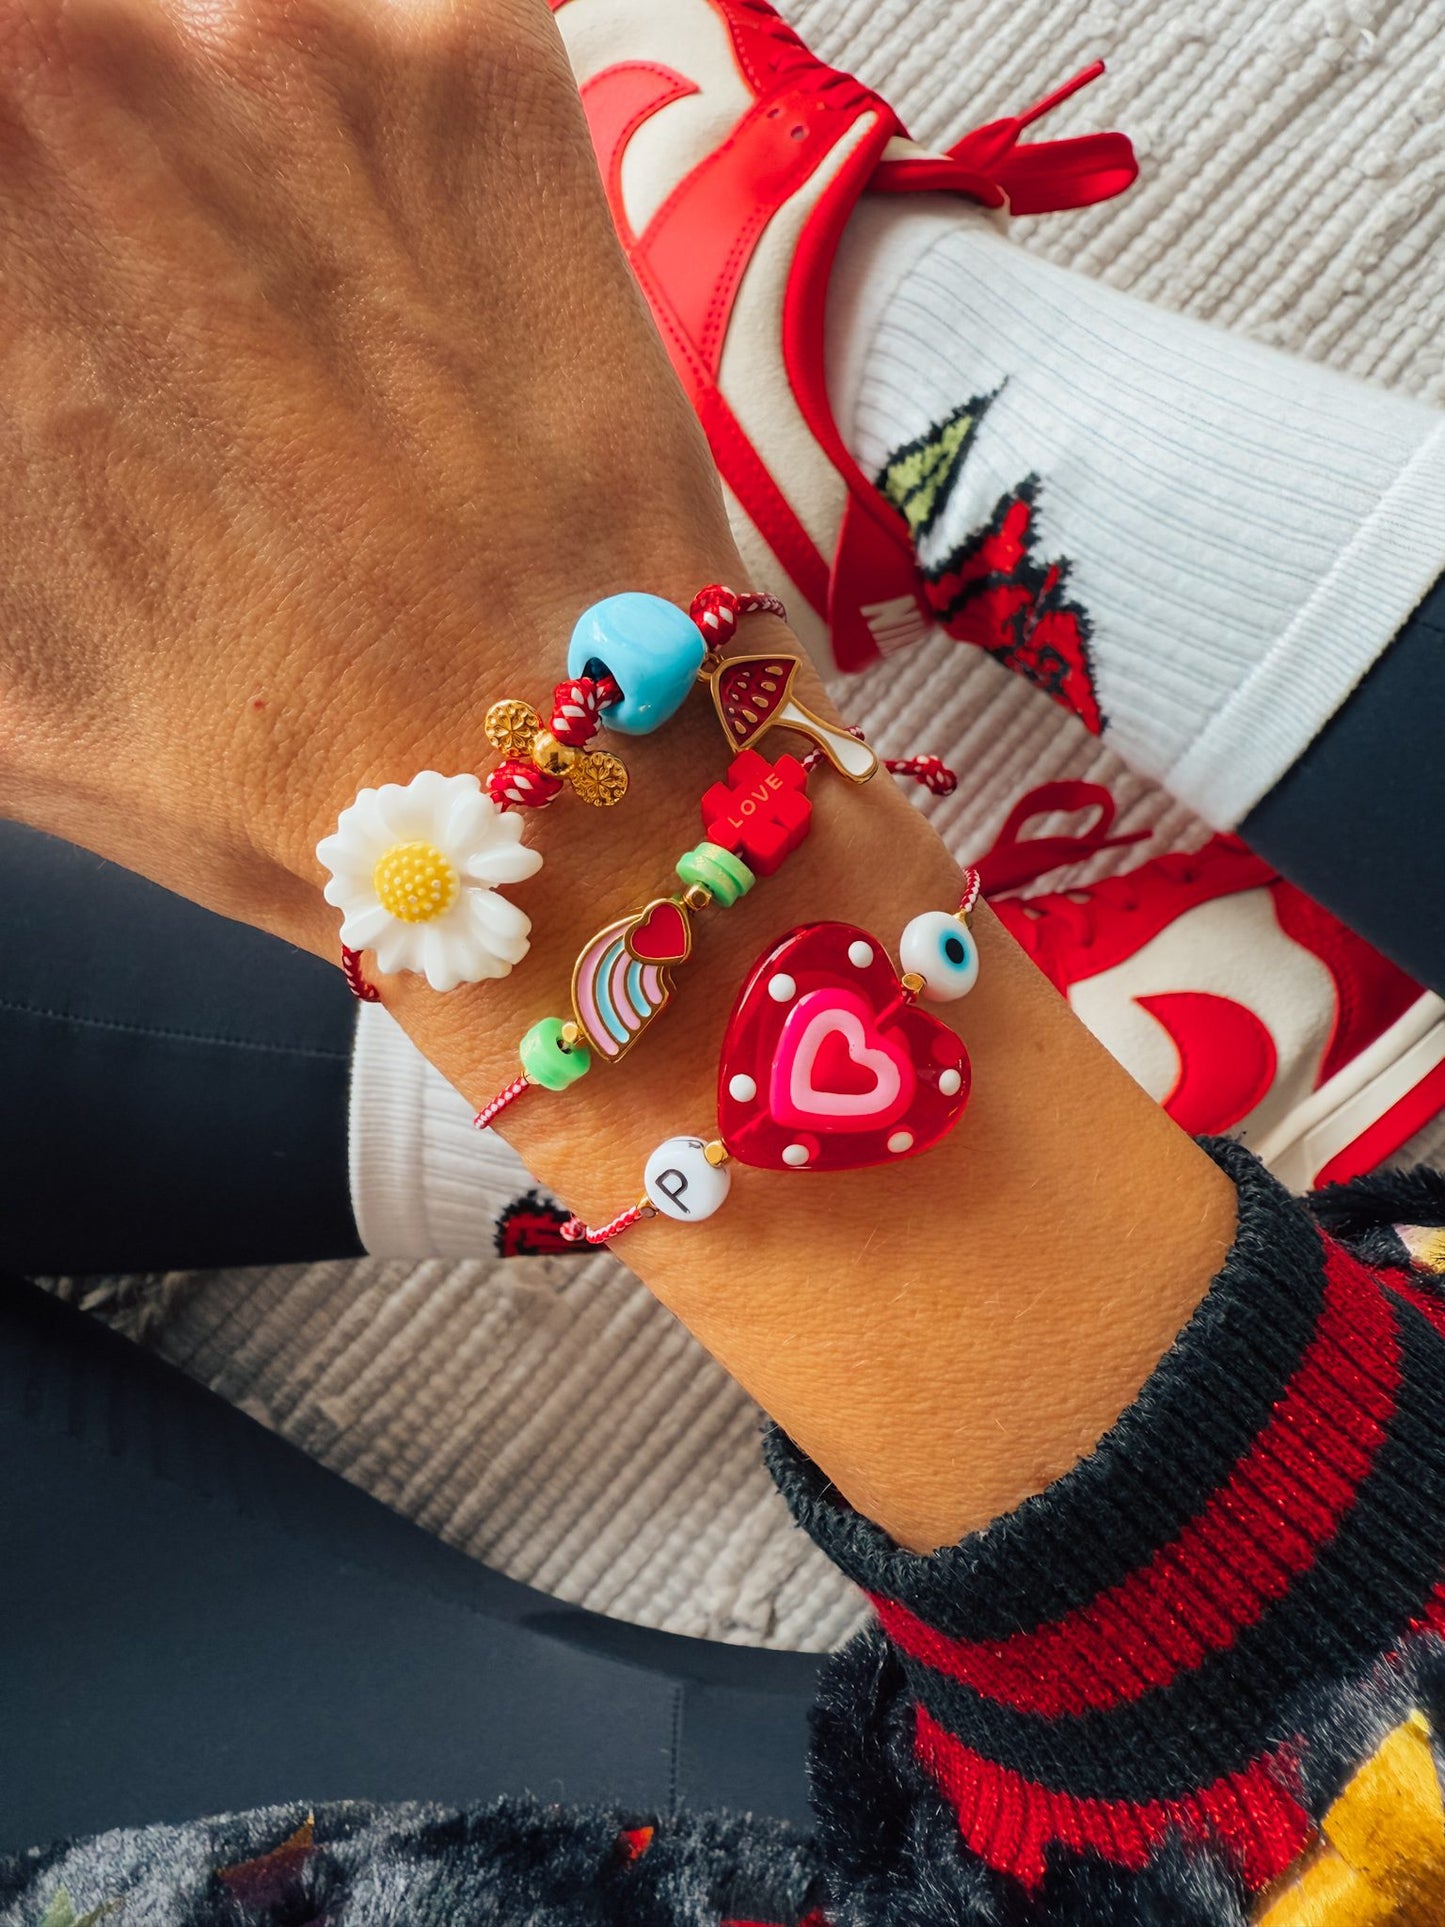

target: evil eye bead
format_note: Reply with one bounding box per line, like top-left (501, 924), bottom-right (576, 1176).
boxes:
top-left (643, 1137), bottom-right (731, 1223)
top-left (567, 593), bottom-right (707, 737)
top-left (519, 1017), bottom-right (592, 1091)
top-left (899, 910), bottom-right (980, 1002)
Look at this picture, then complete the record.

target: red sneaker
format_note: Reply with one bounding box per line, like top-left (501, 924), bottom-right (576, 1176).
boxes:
top-left (550, 0), bottom-right (1134, 673)
top-left (989, 805), bottom-right (1445, 1191)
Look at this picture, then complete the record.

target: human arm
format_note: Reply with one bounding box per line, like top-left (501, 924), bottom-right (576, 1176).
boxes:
top-left (6, 10), bottom-right (1445, 1918)
top-left (0, 0), bottom-right (1234, 1556)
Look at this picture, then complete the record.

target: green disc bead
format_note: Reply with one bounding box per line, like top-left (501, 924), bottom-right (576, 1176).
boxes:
top-left (675, 842), bottom-right (756, 909)
top-left (519, 1017), bottom-right (592, 1091)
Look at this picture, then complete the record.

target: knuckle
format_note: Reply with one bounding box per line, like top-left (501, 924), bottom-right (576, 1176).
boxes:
top-left (373, 0), bottom-right (566, 92)
top-left (180, 0), bottom-right (369, 86)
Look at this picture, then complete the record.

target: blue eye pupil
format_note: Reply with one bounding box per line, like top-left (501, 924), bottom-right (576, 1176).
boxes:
top-left (944, 935), bottom-right (967, 966)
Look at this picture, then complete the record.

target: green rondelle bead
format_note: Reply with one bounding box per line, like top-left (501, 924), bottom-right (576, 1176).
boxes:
top-left (520, 1017), bottom-right (591, 1091)
top-left (675, 842), bottom-right (756, 908)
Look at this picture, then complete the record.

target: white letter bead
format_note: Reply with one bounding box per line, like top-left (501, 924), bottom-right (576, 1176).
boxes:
top-left (899, 910), bottom-right (980, 1001)
top-left (644, 1137), bottom-right (732, 1223)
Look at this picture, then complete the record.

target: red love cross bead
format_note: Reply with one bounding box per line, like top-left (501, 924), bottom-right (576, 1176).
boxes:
top-left (700, 749), bottom-right (812, 877)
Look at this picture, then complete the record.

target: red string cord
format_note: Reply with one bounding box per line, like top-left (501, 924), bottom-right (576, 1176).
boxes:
top-left (885, 752), bottom-right (957, 796)
top-left (801, 737), bottom-right (958, 795)
top-left (341, 946), bottom-right (380, 1002)
top-left (560, 1201), bottom-right (654, 1246)
top-left (689, 584), bottom-right (788, 646)
top-left (473, 1075), bottom-right (530, 1131)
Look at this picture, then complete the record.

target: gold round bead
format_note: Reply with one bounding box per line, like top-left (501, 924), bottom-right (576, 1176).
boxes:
top-left (531, 731), bottom-right (576, 778)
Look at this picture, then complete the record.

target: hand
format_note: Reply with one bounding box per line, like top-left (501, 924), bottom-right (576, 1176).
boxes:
top-left (0, 0), bottom-right (739, 938)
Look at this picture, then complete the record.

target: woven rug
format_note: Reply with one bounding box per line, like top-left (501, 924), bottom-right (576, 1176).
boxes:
top-left (53, 0), bottom-right (1445, 1652)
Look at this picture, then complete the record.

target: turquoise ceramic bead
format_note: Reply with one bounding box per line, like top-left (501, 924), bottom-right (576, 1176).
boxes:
top-left (567, 592), bottom-right (706, 736)
top-left (520, 1017), bottom-right (591, 1091)
top-left (675, 842), bottom-right (756, 908)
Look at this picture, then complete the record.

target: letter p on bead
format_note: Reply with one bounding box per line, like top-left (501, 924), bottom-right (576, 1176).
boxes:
top-left (642, 1137), bottom-right (731, 1222)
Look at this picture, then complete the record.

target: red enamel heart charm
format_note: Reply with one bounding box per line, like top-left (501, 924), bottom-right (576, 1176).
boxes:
top-left (625, 898), bottom-right (692, 966)
top-left (718, 923), bottom-right (971, 1172)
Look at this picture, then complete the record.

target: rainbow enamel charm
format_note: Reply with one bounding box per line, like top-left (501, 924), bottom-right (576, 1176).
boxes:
top-left (570, 898), bottom-right (693, 1064)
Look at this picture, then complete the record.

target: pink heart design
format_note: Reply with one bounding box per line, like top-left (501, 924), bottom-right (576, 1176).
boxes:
top-left (772, 990), bottom-right (913, 1132)
top-left (717, 921), bottom-right (971, 1174)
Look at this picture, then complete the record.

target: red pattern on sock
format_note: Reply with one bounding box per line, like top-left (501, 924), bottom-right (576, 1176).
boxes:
top-left (915, 1705), bottom-right (1309, 1893)
top-left (870, 1237), bottom-right (1398, 1717)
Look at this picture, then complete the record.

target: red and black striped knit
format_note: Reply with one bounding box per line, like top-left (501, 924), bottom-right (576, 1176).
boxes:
top-left (766, 1139), bottom-right (1445, 1924)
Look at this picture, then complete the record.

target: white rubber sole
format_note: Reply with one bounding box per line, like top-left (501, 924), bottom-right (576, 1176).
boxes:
top-left (1252, 990), bottom-right (1445, 1193)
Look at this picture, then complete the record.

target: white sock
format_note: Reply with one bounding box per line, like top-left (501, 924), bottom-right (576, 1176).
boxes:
top-left (827, 197), bottom-right (1445, 831)
top-left (348, 1000), bottom-right (539, 1258)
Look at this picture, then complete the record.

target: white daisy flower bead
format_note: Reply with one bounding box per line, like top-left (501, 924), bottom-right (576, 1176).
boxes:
top-left (316, 771), bottom-right (543, 993)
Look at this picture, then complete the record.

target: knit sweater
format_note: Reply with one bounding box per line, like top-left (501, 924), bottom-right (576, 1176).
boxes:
top-left (11, 1140), bottom-right (1445, 1926)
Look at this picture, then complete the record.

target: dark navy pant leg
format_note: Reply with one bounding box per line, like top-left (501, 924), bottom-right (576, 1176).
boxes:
top-left (0, 1278), bottom-right (820, 1849)
top-left (1242, 574), bottom-right (1445, 996)
top-left (0, 824), bottom-right (362, 1273)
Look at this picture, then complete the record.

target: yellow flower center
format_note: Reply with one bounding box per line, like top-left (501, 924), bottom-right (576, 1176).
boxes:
top-left (373, 841), bottom-right (459, 924)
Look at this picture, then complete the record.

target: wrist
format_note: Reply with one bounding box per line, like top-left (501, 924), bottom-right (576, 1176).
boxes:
top-left (359, 608), bottom-right (885, 1200)
top-left (305, 589), bottom-right (1234, 1555)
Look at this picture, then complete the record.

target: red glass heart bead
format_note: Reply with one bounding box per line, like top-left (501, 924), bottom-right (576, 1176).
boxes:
top-left (718, 922), bottom-right (971, 1173)
top-left (700, 749), bottom-right (812, 877)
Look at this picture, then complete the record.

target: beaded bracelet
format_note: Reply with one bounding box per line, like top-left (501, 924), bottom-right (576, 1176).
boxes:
top-left (471, 743), bottom-right (957, 1127)
top-left (471, 745), bottom-right (813, 1123)
top-left (317, 584), bottom-right (880, 995)
top-left (558, 871), bottom-right (983, 1245)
